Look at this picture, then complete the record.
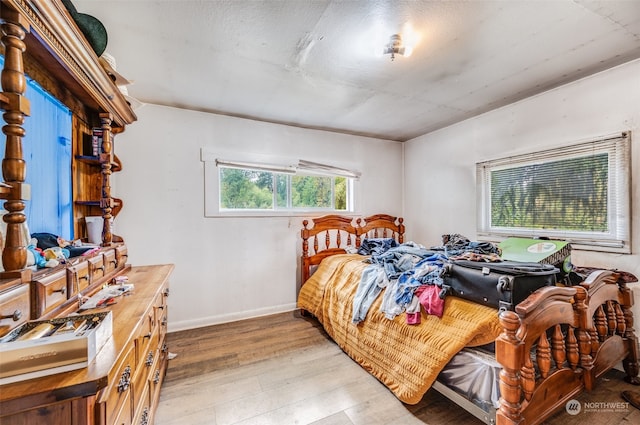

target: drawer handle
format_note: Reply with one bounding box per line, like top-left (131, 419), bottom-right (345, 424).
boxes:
top-left (79, 275), bottom-right (89, 281)
top-left (153, 369), bottom-right (161, 384)
top-left (52, 287), bottom-right (66, 295)
top-left (146, 351), bottom-right (154, 367)
top-left (163, 288), bottom-right (170, 297)
top-left (162, 343), bottom-right (168, 353)
top-left (95, 266), bottom-right (105, 272)
top-left (143, 332), bottom-right (152, 339)
top-left (117, 365), bottom-right (131, 393)
top-left (161, 317), bottom-right (168, 327)
top-left (140, 407), bottom-right (149, 425)
top-left (0, 309), bottom-right (22, 321)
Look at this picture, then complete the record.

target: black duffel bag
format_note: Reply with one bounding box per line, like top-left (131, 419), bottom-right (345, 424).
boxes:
top-left (440, 260), bottom-right (558, 311)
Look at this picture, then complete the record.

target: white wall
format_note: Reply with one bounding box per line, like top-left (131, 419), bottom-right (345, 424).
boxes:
top-left (404, 59), bottom-right (640, 285)
top-left (112, 105), bottom-right (403, 332)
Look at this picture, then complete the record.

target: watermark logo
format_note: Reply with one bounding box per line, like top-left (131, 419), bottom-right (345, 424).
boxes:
top-left (565, 398), bottom-right (630, 415)
top-left (566, 399), bottom-right (581, 415)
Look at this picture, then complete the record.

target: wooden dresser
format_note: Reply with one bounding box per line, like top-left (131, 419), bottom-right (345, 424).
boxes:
top-left (0, 263), bottom-right (174, 425)
top-left (0, 3), bottom-right (173, 422)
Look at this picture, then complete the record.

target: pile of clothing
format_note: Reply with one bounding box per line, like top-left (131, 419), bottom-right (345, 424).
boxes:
top-left (352, 234), bottom-right (501, 325)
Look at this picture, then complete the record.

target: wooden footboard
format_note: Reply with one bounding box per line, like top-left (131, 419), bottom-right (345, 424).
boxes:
top-left (580, 270), bottom-right (640, 386)
top-left (496, 270), bottom-right (640, 425)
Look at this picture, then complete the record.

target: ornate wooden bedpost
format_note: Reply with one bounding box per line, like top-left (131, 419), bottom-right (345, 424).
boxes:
top-left (301, 219), bottom-right (311, 283)
top-left (496, 309), bottom-right (524, 425)
top-left (99, 112), bottom-right (114, 246)
top-left (574, 285), bottom-right (595, 390)
top-left (0, 5), bottom-right (30, 275)
top-left (618, 278), bottom-right (640, 384)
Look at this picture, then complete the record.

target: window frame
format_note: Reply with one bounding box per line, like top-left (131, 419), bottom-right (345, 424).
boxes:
top-left (476, 132), bottom-right (631, 253)
top-left (202, 149), bottom-right (360, 217)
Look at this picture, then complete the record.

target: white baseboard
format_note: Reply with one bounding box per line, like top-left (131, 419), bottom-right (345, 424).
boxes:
top-left (167, 302), bottom-right (298, 333)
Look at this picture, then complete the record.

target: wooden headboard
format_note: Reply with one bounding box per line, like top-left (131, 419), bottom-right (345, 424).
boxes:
top-left (301, 214), bottom-right (405, 283)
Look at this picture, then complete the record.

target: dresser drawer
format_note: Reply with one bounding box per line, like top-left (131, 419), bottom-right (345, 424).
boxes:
top-left (88, 255), bottom-right (105, 284)
top-left (101, 343), bottom-right (135, 425)
top-left (132, 382), bottom-right (150, 425)
top-left (109, 389), bottom-right (132, 425)
top-left (115, 245), bottom-right (128, 269)
top-left (67, 260), bottom-right (90, 294)
top-left (0, 284), bottom-right (29, 337)
top-left (131, 349), bottom-right (153, 422)
top-left (148, 346), bottom-right (166, 414)
top-left (103, 249), bottom-right (117, 275)
top-left (135, 310), bottom-right (158, 365)
top-left (31, 270), bottom-right (68, 318)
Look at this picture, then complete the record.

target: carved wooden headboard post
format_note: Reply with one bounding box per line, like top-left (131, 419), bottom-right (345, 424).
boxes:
top-left (301, 219), bottom-right (312, 283)
top-left (300, 215), bottom-right (358, 284)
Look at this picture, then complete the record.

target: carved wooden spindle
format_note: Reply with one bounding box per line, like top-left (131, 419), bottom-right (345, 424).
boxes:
top-left (552, 324), bottom-right (566, 369)
top-left (346, 233), bottom-right (352, 247)
top-left (336, 229), bottom-right (342, 248)
top-left (567, 326), bottom-right (579, 370)
top-left (99, 113), bottom-right (114, 245)
top-left (615, 303), bottom-right (625, 336)
top-left (0, 9), bottom-right (30, 272)
top-left (589, 328), bottom-right (600, 354)
top-left (520, 355), bottom-right (535, 402)
top-left (497, 310), bottom-right (524, 425)
top-left (594, 306), bottom-right (608, 341)
top-left (605, 301), bottom-right (617, 336)
top-left (623, 303), bottom-right (636, 340)
top-left (324, 230), bottom-right (330, 250)
top-left (313, 235), bottom-right (318, 254)
top-left (578, 328), bottom-right (595, 391)
top-left (537, 332), bottom-right (551, 378)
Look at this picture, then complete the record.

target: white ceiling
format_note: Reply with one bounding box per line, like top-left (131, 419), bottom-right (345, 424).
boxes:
top-left (74, 0), bottom-right (640, 142)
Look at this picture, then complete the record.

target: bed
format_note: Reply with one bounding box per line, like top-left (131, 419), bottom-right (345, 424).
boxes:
top-left (297, 214), bottom-right (639, 425)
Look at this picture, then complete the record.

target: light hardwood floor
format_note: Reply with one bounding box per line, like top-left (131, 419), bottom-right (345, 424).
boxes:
top-left (155, 311), bottom-right (640, 425)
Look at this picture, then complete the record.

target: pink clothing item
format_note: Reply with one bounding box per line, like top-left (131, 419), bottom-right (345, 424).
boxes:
top-left (406, 312), bottom-right (421, 325)
top-left (414, 285), bottom-right (445, 318)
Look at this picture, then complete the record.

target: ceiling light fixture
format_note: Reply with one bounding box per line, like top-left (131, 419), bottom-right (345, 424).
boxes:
top-left (383, 33), bottom-right (413, 61)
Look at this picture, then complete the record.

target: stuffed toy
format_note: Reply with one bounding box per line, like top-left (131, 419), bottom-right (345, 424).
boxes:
top-left (26, 237), bottom-right (64, 268)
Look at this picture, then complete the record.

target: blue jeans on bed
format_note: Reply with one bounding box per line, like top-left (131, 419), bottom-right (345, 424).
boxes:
top-left (352, 264), bottom-right (387, 324)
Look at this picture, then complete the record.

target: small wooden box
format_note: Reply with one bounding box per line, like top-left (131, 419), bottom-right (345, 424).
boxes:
top-left (0, 311), bottom-right (112, 385)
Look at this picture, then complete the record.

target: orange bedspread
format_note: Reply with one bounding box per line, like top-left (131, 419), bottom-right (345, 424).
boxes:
top-left (297, 254), bottom-right (503, 404)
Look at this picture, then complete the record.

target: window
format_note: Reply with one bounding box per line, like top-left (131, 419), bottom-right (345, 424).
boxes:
top-left (202, 151), bottom-right (359, 216)
top-left (476, 132), bottom-right (631, 253)
top-left (218, 165), bottom-right (351, 212)
top-left (0, 55), bottom-right (73, 239)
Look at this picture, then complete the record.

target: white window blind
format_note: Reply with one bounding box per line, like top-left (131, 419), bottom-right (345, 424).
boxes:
top-left (476, 132), bottom-right (631, 252)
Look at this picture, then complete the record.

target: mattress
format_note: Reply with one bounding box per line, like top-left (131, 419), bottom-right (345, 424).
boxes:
top-left (437, 344), bottom-right (501, 413)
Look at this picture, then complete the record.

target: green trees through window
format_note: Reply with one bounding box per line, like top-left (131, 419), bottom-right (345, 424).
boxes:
top-left (491, 154), bottom-right (608, 231)
top-left (220, 167), bottom-right (348, 210)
